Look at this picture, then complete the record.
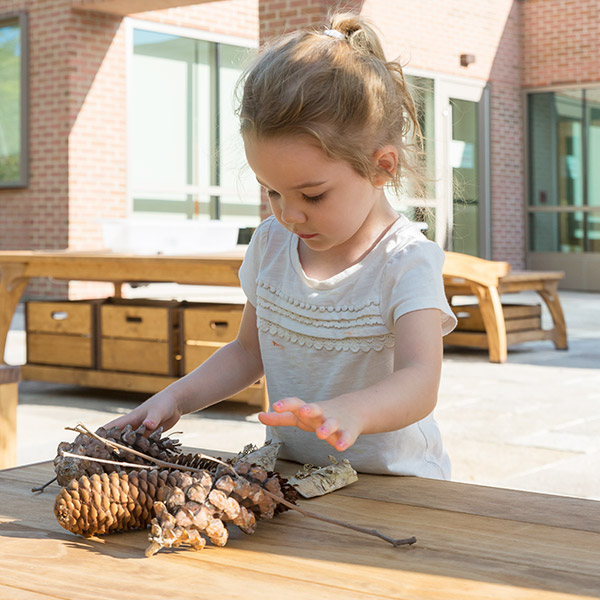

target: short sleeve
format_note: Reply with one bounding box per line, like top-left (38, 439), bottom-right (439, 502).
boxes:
top-left (380, 240), bottom-right (457, 335)
top-left (238, 217), bottom-right (273, 307)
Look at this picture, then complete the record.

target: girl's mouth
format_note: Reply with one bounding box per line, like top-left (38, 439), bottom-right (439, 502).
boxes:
top-left (298, 233), bottom-right (317, 239)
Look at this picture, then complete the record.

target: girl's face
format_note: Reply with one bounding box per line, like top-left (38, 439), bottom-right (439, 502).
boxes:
top-left (244, 135), bottom-right (395, 259)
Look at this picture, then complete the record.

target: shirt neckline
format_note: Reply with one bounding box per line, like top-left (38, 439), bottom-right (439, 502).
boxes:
top-left (289, 215), bottom-right (410, 290)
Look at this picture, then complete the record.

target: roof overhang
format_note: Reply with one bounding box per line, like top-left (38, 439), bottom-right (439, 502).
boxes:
top-left (72, 0), bottom-right (223, 17)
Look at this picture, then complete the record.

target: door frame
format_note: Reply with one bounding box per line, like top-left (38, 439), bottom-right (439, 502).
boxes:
top-left (435, 77), bottom-right (491, 257)
top-left (403, 68), bottom-right (491, 257)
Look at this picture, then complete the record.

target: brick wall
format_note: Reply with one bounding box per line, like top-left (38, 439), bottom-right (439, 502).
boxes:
top-left (521, 0), bottom-right (600, 88)
top-left (258, 0), bottom-right (525, 265)
top-left (3, 0), bottom-right (596, 296)
top-left (362, 0), bottom-right (524, 266)
top-left (0, 0), bottom-right (71, 297)
top-left (0, 0), bottom-right (257, 299)
top-left (130, 0), bottom-right (258, 39)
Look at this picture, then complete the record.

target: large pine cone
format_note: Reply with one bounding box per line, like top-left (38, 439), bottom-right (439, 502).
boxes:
top-left (54, 462), bottom-right (298, 556)
top-left (54, 424), bottom-right (182, 486)
top-left (54, 469), bottom-right (171, 536)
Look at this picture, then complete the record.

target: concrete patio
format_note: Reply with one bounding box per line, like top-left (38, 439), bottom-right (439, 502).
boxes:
top-left (5, 288), bottom-right (600, 500)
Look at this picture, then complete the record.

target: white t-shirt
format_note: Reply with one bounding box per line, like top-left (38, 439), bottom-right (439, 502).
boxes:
top-left (239, 215), bottom-right (457, 478)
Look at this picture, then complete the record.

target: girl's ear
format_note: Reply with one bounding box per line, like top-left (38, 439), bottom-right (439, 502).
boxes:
top-left (372, 145), bottom-right (399, 187)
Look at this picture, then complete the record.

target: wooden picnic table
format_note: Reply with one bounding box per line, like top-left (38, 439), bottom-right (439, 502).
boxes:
top-left (442, 252), bottom-right (568, 363)
top-left (1, 457), bottom-right (599, 599)
top-left (0, 249), bottom-right (247, 366)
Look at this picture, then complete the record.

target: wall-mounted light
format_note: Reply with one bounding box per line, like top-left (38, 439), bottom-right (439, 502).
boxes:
top-left (460, 53), bottom-right (475, 67)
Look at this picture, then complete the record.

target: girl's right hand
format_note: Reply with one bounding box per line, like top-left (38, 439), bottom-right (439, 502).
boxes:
top-left (104, 390), bottom-right (182, 433)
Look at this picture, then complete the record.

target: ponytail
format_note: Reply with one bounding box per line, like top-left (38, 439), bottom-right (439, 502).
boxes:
top-left (239, 12), bottom-right (424, 197)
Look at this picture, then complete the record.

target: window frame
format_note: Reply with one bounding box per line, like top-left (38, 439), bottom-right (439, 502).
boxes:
top-left (524, 84), bottom-right (600, 254)
top-left (403, 68), bottom-right (491, 256)
top-left (0, 10), bottom-right (29, 189)
top-left (124, 17), bottom-right (258, 220)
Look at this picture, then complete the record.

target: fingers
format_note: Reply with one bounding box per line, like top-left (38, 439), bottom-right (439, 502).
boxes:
top-left (103, 399), bottom-right (177, 433)
top-left (258, 411), bottom-right (303, 427)
top-left (104, 413), bottom-right (144, 431)
top-left (315, 417), bottom-right (339, 440)
top-left (272, 397), bottom-right (307, 413)
top-left (330, 429), bottom-right (355, 452)
top-left (260, 397), bottom-right (322, 431)
top-left (260, 398), bottom-right (359, 451)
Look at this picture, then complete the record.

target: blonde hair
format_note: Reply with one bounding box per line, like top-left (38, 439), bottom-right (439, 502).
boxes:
top-left (238, 13), bottom-right (423, 196)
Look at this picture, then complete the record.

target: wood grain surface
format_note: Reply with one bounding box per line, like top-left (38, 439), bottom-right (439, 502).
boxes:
top-left (1, 458), bottom-right (599, 599)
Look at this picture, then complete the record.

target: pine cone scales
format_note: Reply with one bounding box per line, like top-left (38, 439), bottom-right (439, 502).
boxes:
top-left (54, 425), bottom-right (181, 486)
top-left (54, 463), bottom-right (297, 556)
top-left (54, 469), bottom-right (171, 536)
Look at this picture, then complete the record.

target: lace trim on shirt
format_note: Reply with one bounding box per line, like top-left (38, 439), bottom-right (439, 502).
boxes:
top-left (257, 280), bottom-right (380, 313)
top-left (258, 317), bottom-right (394, 353)
top-left (257, 296), bottom-right (385, 329)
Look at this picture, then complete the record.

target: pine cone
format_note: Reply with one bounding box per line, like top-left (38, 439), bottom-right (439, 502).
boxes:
top-left (54, 469), bottom-right (172, 536)
top-left (53, 425), bottom-right (182, 486)
top-left (54, 462), bottom-right (298, 557)
top-left (146, 462), bottom-right (290, 556)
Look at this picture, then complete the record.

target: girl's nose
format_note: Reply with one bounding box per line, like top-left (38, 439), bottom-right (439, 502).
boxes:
top-left (280, 200), bottom-right (306, 225)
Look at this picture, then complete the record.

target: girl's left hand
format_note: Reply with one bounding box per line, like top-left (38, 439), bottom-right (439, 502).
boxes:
top-left (258, 397), bottom-right (362, 452)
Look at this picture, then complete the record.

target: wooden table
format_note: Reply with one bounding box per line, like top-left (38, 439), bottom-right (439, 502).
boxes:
top-left (0, 365), bottom-right (20, 469)
top-left (0, 249), bottom-right (246, 365)
top-left (0, 250), bottom-right (253, 396)
top-left (1, 459), bottom-right (599, 599)
top-left (443, 251), bottom-right (568, 363)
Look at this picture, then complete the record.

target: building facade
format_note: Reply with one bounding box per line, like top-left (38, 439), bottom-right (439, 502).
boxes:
top-left (0, 0), bottom-right (598, 295)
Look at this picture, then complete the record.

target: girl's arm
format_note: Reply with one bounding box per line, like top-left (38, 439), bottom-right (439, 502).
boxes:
top-left (105, 301), bottom-right (264, 432)
top-left (258, 308), bottom-right (443, 451)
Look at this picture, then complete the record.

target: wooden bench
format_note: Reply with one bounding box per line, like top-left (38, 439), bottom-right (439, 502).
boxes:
top-left (442, 252), bottom-right (568, 363)
top-left (0, 364), bottom-right (20, 469)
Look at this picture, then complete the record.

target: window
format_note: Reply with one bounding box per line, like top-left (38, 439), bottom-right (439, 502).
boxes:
top-left (130, 27), bottom-right (259, 226)
top-left (401, 74), bottom-right (490, 257)
top-left (396, 75), bottom-right (436, 239)
top-left (0, 12), bottom-right (28, 188)
top-left (528, 87), bottom-right (600, 253)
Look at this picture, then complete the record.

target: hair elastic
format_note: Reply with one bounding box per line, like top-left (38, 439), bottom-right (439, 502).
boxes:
top-left (323, 29), bottom-right (346, 41)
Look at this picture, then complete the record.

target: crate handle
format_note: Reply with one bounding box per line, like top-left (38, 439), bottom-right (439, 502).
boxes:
top-left (126, 315), bottom-right (143, 323)
top-left (51, 311), bottom-right (68, 321)
top-left (210, 321), bottom-right (229, 329)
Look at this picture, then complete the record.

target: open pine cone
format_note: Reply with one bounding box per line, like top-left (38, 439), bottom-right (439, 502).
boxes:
top-left (52, 426), bottom-right (298, 556)
top-left (54, 461), bottom-right (298, 556)
top-left (53, 424), bottom-right (181, 486)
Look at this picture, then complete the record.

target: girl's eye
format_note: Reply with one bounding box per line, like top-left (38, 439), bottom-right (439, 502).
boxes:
top-left (265, 189), bottom-right (280, 199)
top-left (302, 192), bottom-right (325, 203)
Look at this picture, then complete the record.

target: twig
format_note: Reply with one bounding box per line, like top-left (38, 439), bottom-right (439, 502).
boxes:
top-left (266, 493), bottom-right (416, 547)
top-left (59, 452), bottom-right (155, 470)
top-left (32, 476), bottom-right (57, 494)
top-left (64, 423), bottom-right (417, 548)
top-left (68, 423), bottom-right (232, 474)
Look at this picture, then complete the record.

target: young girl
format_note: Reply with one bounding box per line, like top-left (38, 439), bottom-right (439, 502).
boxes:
top-left (108, 13), bottom-right (457, 478)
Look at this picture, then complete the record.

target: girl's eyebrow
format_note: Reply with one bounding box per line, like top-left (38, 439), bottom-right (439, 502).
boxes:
top-left (256, 177), bottom-right (327, 190)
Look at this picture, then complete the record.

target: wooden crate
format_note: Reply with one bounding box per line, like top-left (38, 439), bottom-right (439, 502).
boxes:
top-left (26, 300), bottom-right (97, 368)
top-left (181, 303), bottom-right (266, 407)
top-left (99, 299), bottom-right (180, 376)
top-left (181, 303), bottom-right (243, 374)
top-left (452, 303), bottom-right (542, 333)
top-left (447, 303), bottom-right (546, 350)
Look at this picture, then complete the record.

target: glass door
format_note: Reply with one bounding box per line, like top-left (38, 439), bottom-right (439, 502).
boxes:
top-left (436, 80), bottom-right (490, 257)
